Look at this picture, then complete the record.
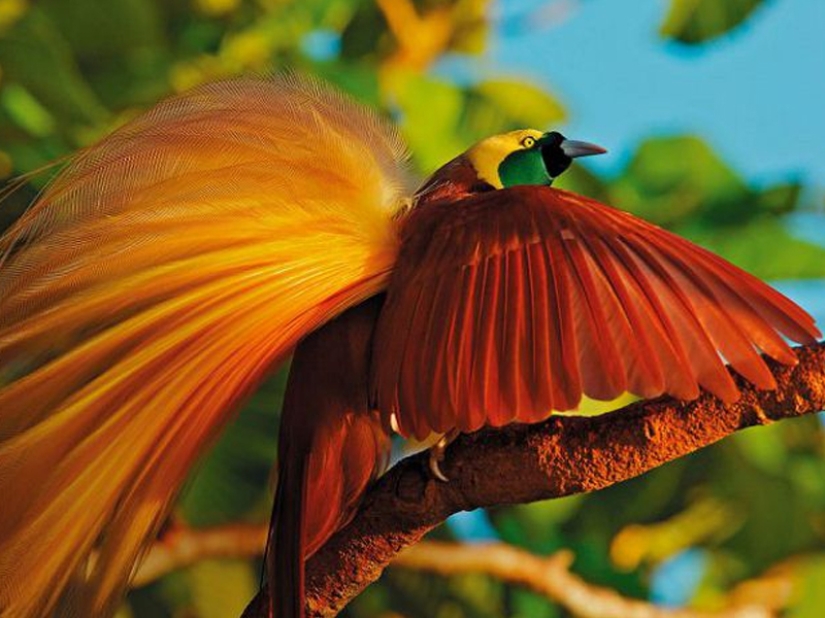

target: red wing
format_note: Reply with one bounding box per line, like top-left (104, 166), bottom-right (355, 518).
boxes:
top-left (371, 186), bottom-right (820, 440)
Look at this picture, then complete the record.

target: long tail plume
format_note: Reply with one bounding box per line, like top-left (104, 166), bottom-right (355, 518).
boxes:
top-left (0, 75), bottom-right (408, 617)
top-left (268, 295), bottom-right (391, 618)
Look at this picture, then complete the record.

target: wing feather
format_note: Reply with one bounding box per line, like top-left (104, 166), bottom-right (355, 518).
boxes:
top-left (449, 265), bottom-right (479, 427)
top-left (578, 232), bottom-right (664, 396)
top-left (526, 245), bottom-right (556, 416)
top-left (372, 186), bottom-right (820, 439)
top-left (561, 228), bottom-right (627, 399)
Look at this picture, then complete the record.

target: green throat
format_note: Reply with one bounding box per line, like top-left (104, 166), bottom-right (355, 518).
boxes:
top-left (497, 148), bottom-right (553, 188)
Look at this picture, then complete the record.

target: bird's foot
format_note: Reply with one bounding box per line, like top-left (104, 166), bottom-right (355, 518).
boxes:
top-left (428, 429), bottom-right (459, 482)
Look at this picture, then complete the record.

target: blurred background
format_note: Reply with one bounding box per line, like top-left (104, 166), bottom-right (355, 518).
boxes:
top-left (1, 0), bottom-right (824, 616)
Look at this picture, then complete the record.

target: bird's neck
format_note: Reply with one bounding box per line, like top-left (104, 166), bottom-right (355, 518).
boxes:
top-left (413, 156), bottom-right (495, 208)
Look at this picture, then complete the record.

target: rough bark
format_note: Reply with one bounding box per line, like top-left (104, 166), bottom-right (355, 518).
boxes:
top-left (243, 342), bottom-right (825, 617)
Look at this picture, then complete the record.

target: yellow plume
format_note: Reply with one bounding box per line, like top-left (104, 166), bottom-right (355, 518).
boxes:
top-left (0, 75), bottom-right (409, 617)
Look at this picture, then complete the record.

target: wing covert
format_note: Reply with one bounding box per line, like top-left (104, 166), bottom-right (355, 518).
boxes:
top-left (371, 186), bottom-right (820, 440)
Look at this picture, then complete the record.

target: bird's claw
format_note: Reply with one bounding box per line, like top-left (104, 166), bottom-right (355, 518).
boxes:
top-left (428, 430), bottom-right (458, 482)
top-left (428, 447), bottom-right (449, 482)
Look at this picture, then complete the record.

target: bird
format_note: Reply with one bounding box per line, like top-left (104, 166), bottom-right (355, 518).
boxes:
top-left (0, 74), bottom-right (819, 618)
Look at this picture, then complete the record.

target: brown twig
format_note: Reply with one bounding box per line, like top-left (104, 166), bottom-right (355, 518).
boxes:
top-left (135, 527), bottom-right (775, 617)
top-left (394, 542), bottom-right (773, 618)
top-left (133, 523), bottom-right (268, 587)
top-left (235, 342), bottom-right (825, 617)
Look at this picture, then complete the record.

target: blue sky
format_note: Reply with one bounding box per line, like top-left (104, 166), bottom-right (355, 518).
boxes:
top-left (482, 0), bottom-right (825, 191)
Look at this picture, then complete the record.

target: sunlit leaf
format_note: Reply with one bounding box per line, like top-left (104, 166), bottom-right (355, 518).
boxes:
top-left (311, 61), bottom-right (383, 108)
top-left (680, 217), bottom-right (825, 279)
top-left (470, 78), bottom-right (565, 130)
top-left (448, 0), bottom-right (492, 55)
top-left (195, 0), bottom-right (243, 18)
top-left (660, 0), bottom-right (767, 45)
top-left (788, 556), bottom-right (825, 618)
top-left (0, 0), bottom-right (27, 33)
top-left (731, 427), bottom-right (788, 475)
top-left (387, 69), bottom-right (466, 172)
top-left (611, 135), bottom-right (751, 227)
top-left (611, 498), bottom-right (741, 571)
top-left (0, 83), bottom-right (55, 136)
top-left (187, 560), bottom-right (258, 618)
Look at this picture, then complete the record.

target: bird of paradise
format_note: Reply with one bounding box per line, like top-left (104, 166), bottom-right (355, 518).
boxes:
top-left (0, 75), bottom-right (819, 618)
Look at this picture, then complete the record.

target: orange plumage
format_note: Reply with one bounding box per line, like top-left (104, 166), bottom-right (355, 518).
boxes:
top-left (0, 76), bottom-right (819, 618)
top-left (0, 75), bottom-right (407, 617)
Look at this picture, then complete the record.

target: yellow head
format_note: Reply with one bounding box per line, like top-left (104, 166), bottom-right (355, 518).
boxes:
top-left (465, 129), bottom-right (606, 189)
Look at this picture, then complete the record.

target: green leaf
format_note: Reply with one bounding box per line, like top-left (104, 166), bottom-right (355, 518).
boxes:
top-left (511, 589), bottom-right (559, 618)
top-left (187, 560), bottom-right (258, 618)
top-left (339, 1), bottom-right (388, 61)
top-left (753, 181), bottom-right (802, 216)
top-left (678, 217), bottom-right (825, 279)
top-left (660, 0), bottom-right (767, 45)
top-left (605, 134), bottom-right (825, 278)
top-left (39, 0), bottom-right (164, 61)
top-left (611, 135), bottom-right (751, 227)
top-left (389, 70), bottom-right (467, 172)
top-left (731, 426), bottom-right (788, 475)
top-left (553, 164), bottom-right (611, 203)
top-left (790, 557), bottom-right (825, 617)
top-left (467, 78), bottom-right (566, 132)
top-left (0, 83), bottom-right (56, 136)
top-left (0, 7), bottom-right (109, 128)
top-left (492, 496), bottom-right (583, 554)
top-left (310, 61), bottom-right (383, 108)
top-left (712, 434), bottom-right (821, 572)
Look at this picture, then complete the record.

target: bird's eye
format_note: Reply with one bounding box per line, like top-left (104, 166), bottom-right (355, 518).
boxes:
top-left (521, 136), bottom-right (536, 148)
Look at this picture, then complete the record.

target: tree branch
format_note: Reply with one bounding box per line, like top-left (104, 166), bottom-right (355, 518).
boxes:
top-left (243, 342), bottom-right (825, 617)
top-left (133, 523), bottom-right (267, 587)
top-left (135, 526), bottom-right (775, 618)
top-left (394, 542), bottom-right (772, 618)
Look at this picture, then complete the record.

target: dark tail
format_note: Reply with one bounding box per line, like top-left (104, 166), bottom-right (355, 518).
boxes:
top-left (267, 448), bottom-right (310, 618)
top-left (265, 296), bottom-right (390, 618)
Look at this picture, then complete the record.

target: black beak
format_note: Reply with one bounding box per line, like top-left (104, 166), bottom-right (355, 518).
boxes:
top-left (537, 132), bottom-right (607, 179)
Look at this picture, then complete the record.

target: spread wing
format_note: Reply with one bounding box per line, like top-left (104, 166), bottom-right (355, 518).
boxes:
top-left (371, 186), bottom-right (820, 440)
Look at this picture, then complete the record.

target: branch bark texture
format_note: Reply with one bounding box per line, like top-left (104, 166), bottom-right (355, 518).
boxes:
top-left (245, 343), bottom-right (825, 617)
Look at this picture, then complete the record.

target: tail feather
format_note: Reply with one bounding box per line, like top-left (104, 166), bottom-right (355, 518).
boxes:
top-left (269, 411), bottom-right (390, 618)
top-left (267, 297), bottom-right (390, 618)
top-left (0, 75), bottom-right (408, 617)
top-left (270, 451), bottom-right (310, 618)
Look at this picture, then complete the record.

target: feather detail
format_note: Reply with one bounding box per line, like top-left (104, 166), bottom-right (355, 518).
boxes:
top-left (372, 186), bottom-right (820, 439)
top-left (0, 75), bottom-right (408, 618)
top-left (268, 296), bottom-right (390, 618)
